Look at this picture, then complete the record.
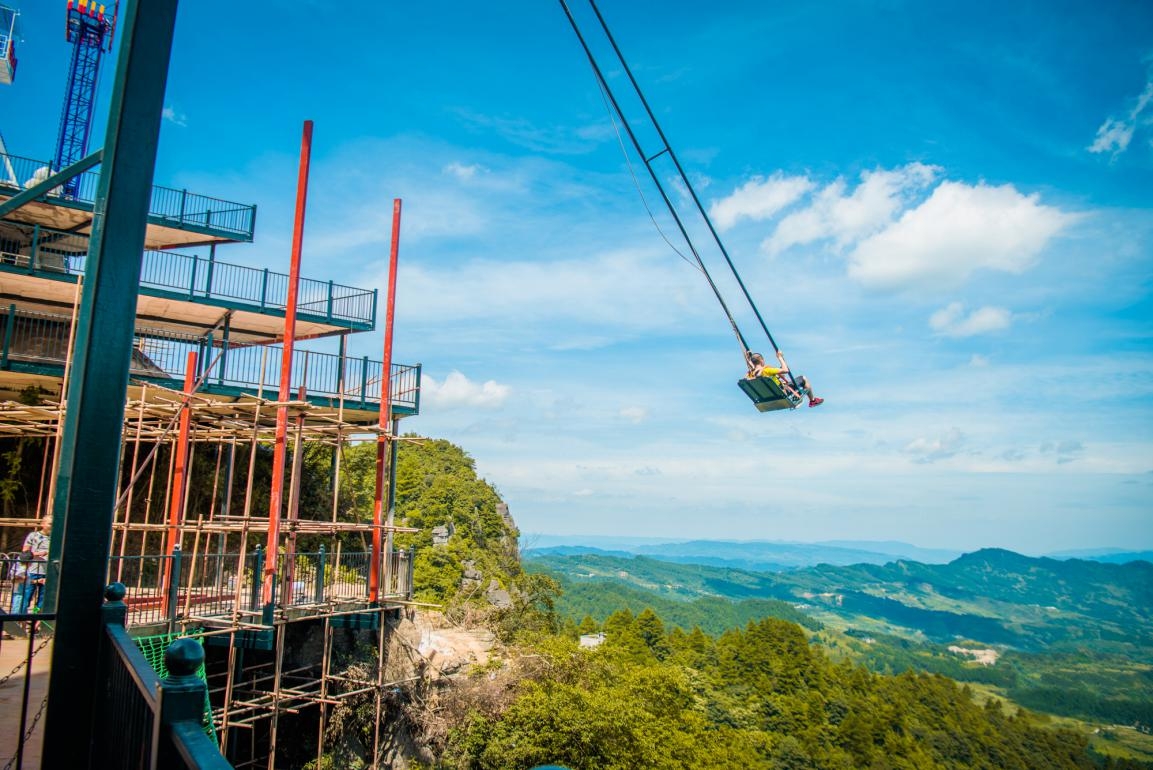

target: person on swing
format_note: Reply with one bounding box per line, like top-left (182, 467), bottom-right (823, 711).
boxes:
top-left (746, 350), bottom-right (824, 407)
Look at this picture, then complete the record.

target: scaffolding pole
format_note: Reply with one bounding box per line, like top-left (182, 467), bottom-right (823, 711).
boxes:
top-left (264, 120), bottom-right (313, 606)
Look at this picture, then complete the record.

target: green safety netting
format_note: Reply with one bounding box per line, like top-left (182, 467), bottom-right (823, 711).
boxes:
top-left (134, 631), bottom-right (217, 742)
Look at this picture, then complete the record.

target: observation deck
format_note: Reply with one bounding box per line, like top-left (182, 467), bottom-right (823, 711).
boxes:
top-left (0, 220), bottom-right (377, 340)
top-left (0, 305), bottom-right (419, 422)
top-left (0, 150), bottom-right (257, 247)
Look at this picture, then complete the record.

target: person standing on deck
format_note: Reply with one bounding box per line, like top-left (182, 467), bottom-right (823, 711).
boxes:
top-left (20, 516), bottom-right (51, 613)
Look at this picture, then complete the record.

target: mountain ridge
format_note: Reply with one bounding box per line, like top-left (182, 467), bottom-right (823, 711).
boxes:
top-left (526, 548), bottom-right (1153, 656)
top-left (524, 536), bottom-right (1153, 569)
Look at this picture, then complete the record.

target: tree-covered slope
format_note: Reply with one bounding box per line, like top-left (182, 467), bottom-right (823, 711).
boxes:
top-left (436, 613), bottom-right (1147, 769)
top-left (555, 576), bottom-right (819, 635)
top-left (341, 437), bottom-right (523, 605)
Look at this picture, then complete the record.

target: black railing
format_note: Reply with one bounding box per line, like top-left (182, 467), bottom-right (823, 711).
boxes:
top-left (0, 306), bottom-right (422, 413)
top-left (96, 583), bottom-right (231, 769)
top-left (0, 150), bottom-right (256, 241)
top-left (108, 546), bottom-right (416, 631)
top-left (0, 224), bottom-right (376, 328)
top-left (0, 554), bottom-right (50, 618)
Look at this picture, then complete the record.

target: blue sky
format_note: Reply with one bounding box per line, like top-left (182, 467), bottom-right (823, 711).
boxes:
top-left (3, 1), bottom-right (1151, 554)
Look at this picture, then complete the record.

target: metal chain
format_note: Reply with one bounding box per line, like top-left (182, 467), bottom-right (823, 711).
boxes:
top-left (1, 692), bottom-right (49, 770)
top-left (0, 632), bottom-right (52, 688)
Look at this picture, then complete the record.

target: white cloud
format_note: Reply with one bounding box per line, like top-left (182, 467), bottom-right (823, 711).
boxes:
top-left (929, 302), bottom-right (1012, 337)
top-left (847, 181), bottom-right (1075, 292)
top-left (619, 406), bottom-right (649, 424)
top-left (904, 428), bottom-right (965, 463)
top-left (1088, 76), bottom-right (1153, 156)
top-left (162, 106), bottom-right (188, 127)
top-left (443, 162), bottom-right (485, 181)
top-left (709, 172), bottom-right (814, 230)
top-left (1041, 440), bottom-right (1085, 465)
top-left (422, 371), bottom-right (510, 410)
top-left (764, 163), bottom-right (939, 254)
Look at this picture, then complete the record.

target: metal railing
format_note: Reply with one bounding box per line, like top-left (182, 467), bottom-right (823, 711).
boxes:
top-left (108, 546), bottom-right (416, 631)
top-left (0, 306), bottom-right (421, 412)
top-left (97, 584), bottom-right (231, 769)
top-left (0, 224), bottom-right (377, 327)
top-left (0, 554), bottom-right (49, 618)
top-left (0, 150), bottom-right (256, 241)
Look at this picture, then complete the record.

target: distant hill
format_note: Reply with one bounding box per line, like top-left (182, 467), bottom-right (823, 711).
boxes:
top-left (523, 537), bottom-right (962, 571)
top-left (526, 535), bottom-right (1153, 568)
top-left (526, 548), bottom-right (1153, 657)
top-left (526, 545), bottom-right (636, 558)
top-left (816, 539), bottom-right (963, 563)
top-left (1045, 547), bottom-right (1153, 564)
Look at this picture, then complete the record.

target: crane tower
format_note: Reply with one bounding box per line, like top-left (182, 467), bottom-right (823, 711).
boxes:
top-left (54, 0), bottom-right (116, 195)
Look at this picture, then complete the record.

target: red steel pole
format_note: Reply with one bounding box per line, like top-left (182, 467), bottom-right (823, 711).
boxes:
top-left (370, 199), bottom-right (402, 602)
top-left (163, 350), bottom-right (197, 613)
top-left (264, 120), bottom-right (313, 605)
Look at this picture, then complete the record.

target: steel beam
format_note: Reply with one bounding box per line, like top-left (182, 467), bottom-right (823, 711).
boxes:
top-left (0, 148), bottom-right (102, 218)
top-left (41, 1), bottom-right (180, 767)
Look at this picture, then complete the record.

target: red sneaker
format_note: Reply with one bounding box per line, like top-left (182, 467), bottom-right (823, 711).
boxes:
top-left (809, 397), bottom-right (824, 407)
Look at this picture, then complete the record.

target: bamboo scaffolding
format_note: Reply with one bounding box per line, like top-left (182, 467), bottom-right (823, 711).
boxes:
top-left (0, 259), bottom-right (414, 770)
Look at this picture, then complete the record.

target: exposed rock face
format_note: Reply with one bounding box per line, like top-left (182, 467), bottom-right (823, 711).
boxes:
top-left (485, 579), bottom-right (512, 609)
top-left (373, 611), bottom-right (502, 769)
top-left (414, 612), bottom-right (496, 676)
top-left (461, 561), bottom-right (483, 587)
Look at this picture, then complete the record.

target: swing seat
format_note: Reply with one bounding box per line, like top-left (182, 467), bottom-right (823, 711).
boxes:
top-left (737, 376), bottom-right (803, 412)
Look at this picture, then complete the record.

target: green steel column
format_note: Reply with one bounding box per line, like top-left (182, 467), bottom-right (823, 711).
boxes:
top-left (41, 1), bottom-right (180, 767)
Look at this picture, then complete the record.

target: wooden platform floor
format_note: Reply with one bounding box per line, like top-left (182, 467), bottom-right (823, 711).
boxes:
top-left (0, 624), bottom-right (51, 770)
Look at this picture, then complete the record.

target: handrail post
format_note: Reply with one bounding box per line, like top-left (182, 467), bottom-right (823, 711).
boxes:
top-left (203, 333), bottom-right (213, 378)
top-left (250, 545), bottom-right (263, 612)
top-left (157, 638), bottom-right (211, 768)
top-left (259, 268), bottom-right (270, 309)
top-left (360, 356), bottom-right (369, 408)
top-left (1, 302), bottom-right (13, 369)
top-left (28, 223), bottom-right (38, 273)
top-left (414, 364), bottom-right (422, 415)
top-left (188, 254), bottom-right (198, 299)
top-left (178, 188), bottom-right (187, 222)
top-left (168, 545), bottom-right (182, 633)
top-left (315, 544), bottom-right (326, 603)
top-left (219, 314), bottom-right (230, 386)
top-left (95, 583), bottom-right (129, 766)
top-left (205, 244), bottom-right (216, 299)
top-left (102, 581), bottom-right (128, 628)
top-left (326, 279), bottom-right (334, 321)
top-left (407, 546), bottom-right (415, 600)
